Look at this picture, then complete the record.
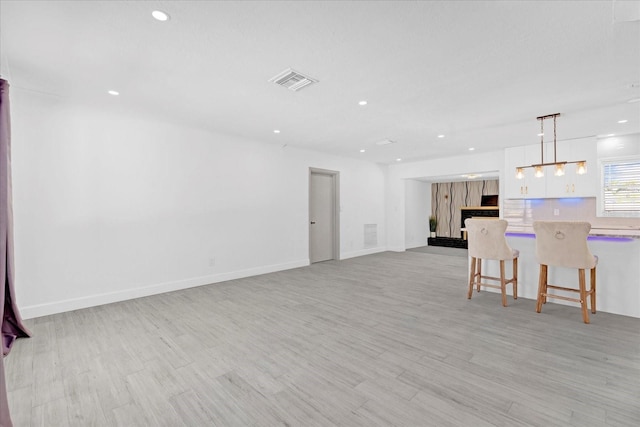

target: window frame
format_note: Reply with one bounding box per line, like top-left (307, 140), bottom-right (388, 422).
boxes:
top-left (598, 155), bottom-right (640, 218)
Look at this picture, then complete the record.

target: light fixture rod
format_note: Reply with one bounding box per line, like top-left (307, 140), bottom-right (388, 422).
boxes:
top-left (540, 116), bottom-right (545, 163)
top-left (536, 113), bottom-right (561, 120)
top-left (536, 112), bottom-right (561, 164)
top-left (553, 113), bottom-right (557, 163)
top-left (517, 160), bottom-right (586, 169)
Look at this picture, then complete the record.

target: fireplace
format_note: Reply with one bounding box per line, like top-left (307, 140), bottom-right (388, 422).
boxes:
top-left (460, 207), bottom-right (500, 238)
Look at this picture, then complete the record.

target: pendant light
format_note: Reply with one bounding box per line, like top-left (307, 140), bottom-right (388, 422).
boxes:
top-left (516, 113), bottom-right (587, 179)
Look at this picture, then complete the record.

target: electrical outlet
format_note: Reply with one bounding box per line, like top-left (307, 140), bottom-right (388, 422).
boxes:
top-left (553, 208), bottom-right (560, 216)
top-left (208, 257), bottom-right (216, 267)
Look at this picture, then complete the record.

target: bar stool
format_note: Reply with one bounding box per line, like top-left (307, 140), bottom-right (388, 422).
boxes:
top-left (465, 218), bottom-right (519, 307)
top-left (533, 221), bottom-right (597, 324)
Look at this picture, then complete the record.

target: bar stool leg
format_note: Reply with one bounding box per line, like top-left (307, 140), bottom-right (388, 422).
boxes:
top-left (476, 259), bottom-right (482, 292)
top-left (468, 257), bottom-right (476, 299)
top-left (579, 269), bottom-right (589, 324)
top-left (500, 260), bottom-right (507, 307)
top-left (590, 267), bottom-right (597, 314)
top-left (512, 258), bottom-right (518, 299)
top-left (536, 264), bottom-right (547, 313)
top-left (542, 266), bottom-right (548, 304)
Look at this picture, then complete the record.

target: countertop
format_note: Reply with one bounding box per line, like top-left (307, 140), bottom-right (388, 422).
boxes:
top-left (506, 224), bottom-right (640, 239)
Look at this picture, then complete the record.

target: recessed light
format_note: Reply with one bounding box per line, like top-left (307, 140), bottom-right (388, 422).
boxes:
top-left (107, 90), bottom-right (119, 96)
top-left (468, 147), bottom-right (475, 151)
top-left (273, 129), bottom-right (280, 134)
top-left (437, 134), bottom-right (445, 138)
top-left (537, 133), bottom-right (544, 136)
top-left (152, 10), bottom-right (170, 21)
top-left (359, 149), bottom-right (366, 153)
top-left (396, 158), bottom-right (402, 162)
top-left (618, 119), bottom-right (628, 124)
top-left (358, 100), bottom-right (367, 106)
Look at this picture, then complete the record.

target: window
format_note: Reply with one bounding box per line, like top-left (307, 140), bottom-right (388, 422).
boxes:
top-left (600, 157), bottom-right (640, 216)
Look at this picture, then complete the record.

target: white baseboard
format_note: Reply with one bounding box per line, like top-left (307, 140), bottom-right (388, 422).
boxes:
top-left (386, 246), bottom-right (406, 252)
top-left (340, 246), bottom-right (386, 260)
top-left (405, 242), bottom-right (428, 249)
top-left (20, 259), bottom-right (310, 319)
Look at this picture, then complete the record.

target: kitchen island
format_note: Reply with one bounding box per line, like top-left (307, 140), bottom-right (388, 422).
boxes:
top-left (471, 226), bottom-right (640, 318)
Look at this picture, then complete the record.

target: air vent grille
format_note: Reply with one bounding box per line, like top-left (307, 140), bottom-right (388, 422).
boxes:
top-left (364, 224), bottom-right (378, 248)
top-left (269, 68), bottom-right (318, 92)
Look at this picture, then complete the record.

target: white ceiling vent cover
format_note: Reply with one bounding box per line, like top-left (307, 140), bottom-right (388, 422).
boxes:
top-left (269, 68), bottom-right (318, 92)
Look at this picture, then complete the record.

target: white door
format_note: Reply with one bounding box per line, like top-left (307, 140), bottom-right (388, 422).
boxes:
top-left (310, 171), bottom-right (336, 263)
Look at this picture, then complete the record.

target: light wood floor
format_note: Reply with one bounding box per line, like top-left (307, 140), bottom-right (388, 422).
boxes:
top-left (5, 251), bottom-right (640, 426)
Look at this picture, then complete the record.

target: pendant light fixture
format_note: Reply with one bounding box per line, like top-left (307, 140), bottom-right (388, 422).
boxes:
top-left (515, 113), bottom-right (587, 179)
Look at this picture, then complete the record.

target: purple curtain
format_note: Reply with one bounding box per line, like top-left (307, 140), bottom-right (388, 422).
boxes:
top-left (1, 79), bottom-right (31, 427)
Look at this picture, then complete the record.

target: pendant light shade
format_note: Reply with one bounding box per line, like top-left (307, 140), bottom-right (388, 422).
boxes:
top-left (576, 161), bottom-right (587, 175)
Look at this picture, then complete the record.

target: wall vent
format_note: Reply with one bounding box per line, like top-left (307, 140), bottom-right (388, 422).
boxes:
top-left (364, 224), bottom-right (378, 248)
top-left (269, 68), bottom-right (318, 92)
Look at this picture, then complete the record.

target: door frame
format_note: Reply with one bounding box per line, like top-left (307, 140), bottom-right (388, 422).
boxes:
top-left (309, 168), bottom-right (340, 262)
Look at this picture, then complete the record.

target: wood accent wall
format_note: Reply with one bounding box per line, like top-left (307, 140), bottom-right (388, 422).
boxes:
top-left (431, 179), bottom-right (499, 238)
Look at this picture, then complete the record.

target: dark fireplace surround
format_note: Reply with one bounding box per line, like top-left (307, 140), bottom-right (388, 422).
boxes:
top-left (428, 180), bottom-right (499, 250)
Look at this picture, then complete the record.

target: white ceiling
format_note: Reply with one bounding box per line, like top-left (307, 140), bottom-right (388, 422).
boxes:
top-left (1, 1), bottom-right (638, 164)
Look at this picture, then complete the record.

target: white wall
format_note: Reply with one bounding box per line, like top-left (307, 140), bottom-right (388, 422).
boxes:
top-left (386, 151), bottom-right (504, 251)
top-left (597, 133), bottom-right (640, 158)
top-left (11, 89), bottom-right (386, 318)
top-left (404, 179), bottom-right (430, 249)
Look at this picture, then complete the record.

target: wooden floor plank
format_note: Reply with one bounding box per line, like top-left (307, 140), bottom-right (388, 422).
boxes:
top-left (4, 250), bottom-right (640, 426)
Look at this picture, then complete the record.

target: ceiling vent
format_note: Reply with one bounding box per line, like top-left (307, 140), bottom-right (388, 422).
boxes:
top-left (269, 68), bottom-right (318, 92)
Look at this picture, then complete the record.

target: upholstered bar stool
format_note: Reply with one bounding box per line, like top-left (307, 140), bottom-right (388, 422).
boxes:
top-left (533, 221), bottom-right (597, 324)
top-left (465, 218), bottom-right (519, 307)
